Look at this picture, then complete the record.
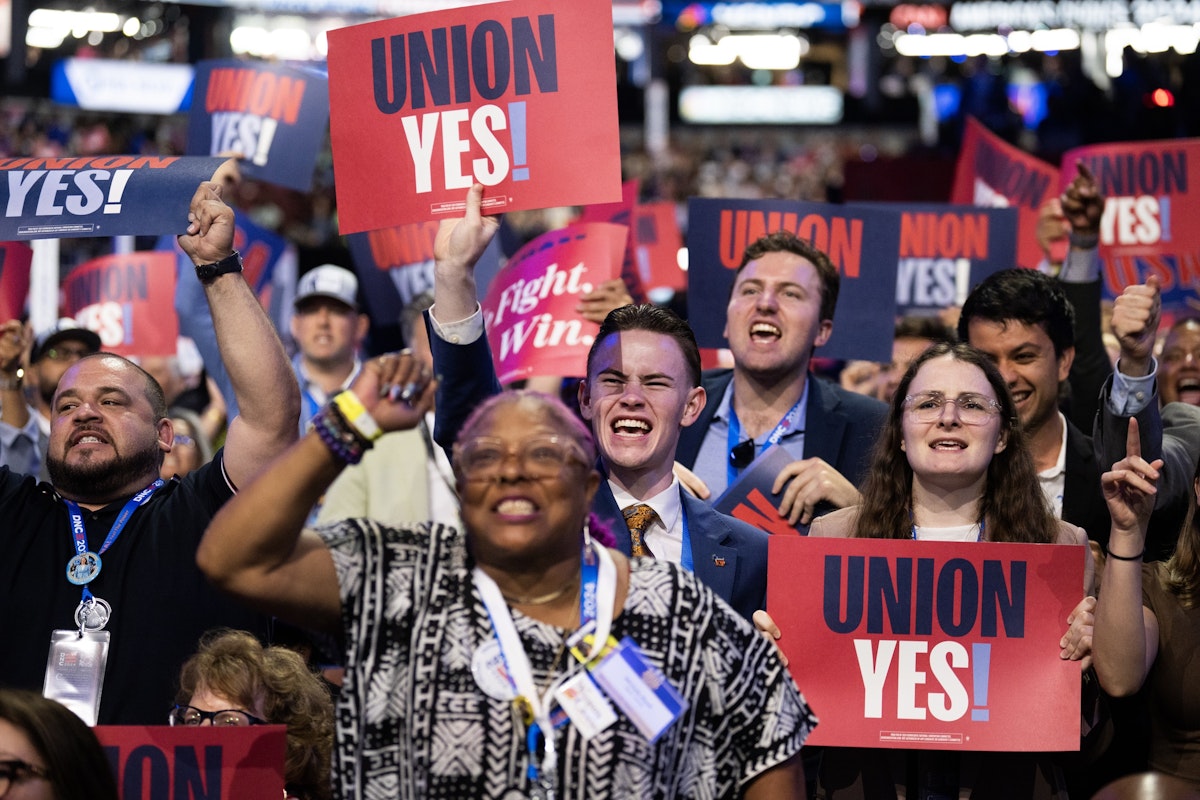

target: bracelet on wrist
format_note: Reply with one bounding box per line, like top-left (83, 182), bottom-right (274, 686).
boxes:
top-left (194, 251), bottom-right (244, 285)
top-left (332, 390), bottom-right (382, 443)
top-left (311, 402), bottom-right (375, 464)
top-left (1105, 545), bottom-right (1144, 562)
top-left (312, 408), bottom-right (365, 464)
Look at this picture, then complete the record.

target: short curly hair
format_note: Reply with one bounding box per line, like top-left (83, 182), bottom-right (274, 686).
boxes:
top-left (177, 629), bottom-right (334, 800)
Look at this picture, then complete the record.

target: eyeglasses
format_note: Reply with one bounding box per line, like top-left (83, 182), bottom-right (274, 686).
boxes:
top-left (174, 434), bottom-right (195, 448)
top-left (42, 346), bottom-right (93, 362)
top-left (168, 704), bottom-right (267, 727)
top-left (0, 759), bottom-right (48, 795)
top-left (456, 436), bottom-right (589, 482)
top-left (903, 392), bottom-right (1002, 426)
top-left (729, 439), bottom-right (756, 469)
top-left (1163, 347), bottom-right (1200, 365)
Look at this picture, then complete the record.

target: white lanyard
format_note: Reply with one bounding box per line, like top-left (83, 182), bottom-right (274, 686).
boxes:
top-left (473, 541), bottom-right (617, 781)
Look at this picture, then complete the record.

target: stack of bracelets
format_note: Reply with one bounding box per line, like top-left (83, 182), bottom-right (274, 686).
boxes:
top-left (312, 390), bottom-right (382, 464)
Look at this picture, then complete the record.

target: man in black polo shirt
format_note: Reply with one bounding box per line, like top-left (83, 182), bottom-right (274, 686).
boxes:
top-left (0, 178), bottom-right (299, 724)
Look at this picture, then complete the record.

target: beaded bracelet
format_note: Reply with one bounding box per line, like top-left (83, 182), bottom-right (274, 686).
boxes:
top-left (312, 404), bottom-right (370, 464)
top-left (1105, 546), bottom-right (1144, 562)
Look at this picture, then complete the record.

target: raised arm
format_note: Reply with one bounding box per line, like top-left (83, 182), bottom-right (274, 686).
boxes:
top-left (1059, 161), bottom-right (1109, 432)
top-left (198, 353), bottom-right (435, 634)
top-left (0, 319), bottom-right (39, 475)
top-left (1092, 418), bottom-right (1162, 696)
top-left (176, 179), bottom-right (299, 490)
top-left (431, 183), bottom-right (500, 325)
top-left (428, 184), bottom-right (502, 451)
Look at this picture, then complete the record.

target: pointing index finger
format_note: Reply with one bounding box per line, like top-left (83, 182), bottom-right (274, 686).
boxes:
top-left (1125, 416), bottom-right (1141, 463)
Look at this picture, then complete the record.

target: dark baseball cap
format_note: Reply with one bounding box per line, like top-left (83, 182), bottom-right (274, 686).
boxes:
top-left (32, 319), bottom-right (101, 363)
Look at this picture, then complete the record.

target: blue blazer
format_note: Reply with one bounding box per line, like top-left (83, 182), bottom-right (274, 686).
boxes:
top-left (426, 314), bottom-right (768, 618)
top-left (590, 482), bottom-right (768, 620)
top-left (674, 369), bottom-right (888, 505)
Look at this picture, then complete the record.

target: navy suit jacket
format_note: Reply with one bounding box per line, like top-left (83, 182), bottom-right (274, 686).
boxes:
top-left (590, 481), bottom-right (768, 620)
top-left (675, 369), bottom-right (888, 509)
top-left (426, 314), bottom-right (769, 617)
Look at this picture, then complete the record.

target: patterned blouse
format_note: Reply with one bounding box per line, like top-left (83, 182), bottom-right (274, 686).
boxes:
top-left (318, 518), bottom-right (816, 799)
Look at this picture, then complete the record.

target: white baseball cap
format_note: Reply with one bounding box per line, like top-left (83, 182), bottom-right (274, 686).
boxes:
top-left (295, 265), bottom-right (358, 311)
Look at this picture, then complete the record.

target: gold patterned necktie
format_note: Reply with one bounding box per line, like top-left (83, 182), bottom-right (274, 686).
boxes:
top-left (622, 503), bottom-right (659, 558)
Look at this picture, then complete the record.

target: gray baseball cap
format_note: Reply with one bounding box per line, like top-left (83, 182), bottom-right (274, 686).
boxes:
top-left (295, 265), bottom-right (359, 311)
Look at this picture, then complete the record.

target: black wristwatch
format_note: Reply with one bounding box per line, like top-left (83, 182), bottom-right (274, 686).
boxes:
top-left (194, 251), bottom-right (243, 285)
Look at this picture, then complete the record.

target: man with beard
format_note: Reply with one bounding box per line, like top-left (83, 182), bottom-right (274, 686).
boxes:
top-left (0, 179), bottom-right (299, 725)
top-left (0, 320), bottom-right (100, 479)
top-left (960, 269), bottom-right (1200, 558)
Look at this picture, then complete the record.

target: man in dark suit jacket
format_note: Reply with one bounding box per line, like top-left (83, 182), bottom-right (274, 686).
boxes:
top-left (674, 230), bottom-right (887, 528)
top-left (960, 268), bottom-right (1200, 559)
top-left (425, 186), bottom-right (768, 619)
top-left (676, 368), bottom-right (886, 525)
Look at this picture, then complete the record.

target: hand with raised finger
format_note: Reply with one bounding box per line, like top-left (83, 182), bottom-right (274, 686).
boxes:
top-left (773, 457), bottom-right (862, 526)
top-left (1102, 418), bottom-right (1161, 546)
top-left (1061, 161), bottom-right (1103, 238)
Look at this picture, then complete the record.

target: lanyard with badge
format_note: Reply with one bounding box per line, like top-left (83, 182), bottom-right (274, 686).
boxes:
top-left (473, 530), bottom-right (688, 799)
top-left (43, 479), bottom-right (163, 726)
top-left (726, 391), bottom-right (804, 488)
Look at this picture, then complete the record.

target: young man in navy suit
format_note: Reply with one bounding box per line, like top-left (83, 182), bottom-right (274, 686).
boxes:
top-left (426, 185), bottom-right (769, 619)
top-left (675, 231), bottom-right (888, 529)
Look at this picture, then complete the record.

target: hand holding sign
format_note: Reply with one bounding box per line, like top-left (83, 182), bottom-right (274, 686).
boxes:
top-left (1035, 198), bottom-right (1069, 264)
top-left (771, 457), bottom-right (863, 526)
top-left (178, 182), bottom-right (235, 267)
top-left (433, 184), bottom-right (501, 322)
top-left (1111, 275), bottom-right (1162, 376)
top-left (1101, 417), bottom-right (1162, 546)
top-left (1060, 595), bottom-right (1095, 670)
top-left (575, 278), bottom-right (633, 324)
top-left (752, 609), bottom-right (788, 668)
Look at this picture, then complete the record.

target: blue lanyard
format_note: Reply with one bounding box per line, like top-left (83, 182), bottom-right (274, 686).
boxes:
top-left (726, 392), bottom-right (805, 487)
top-left (64, 479), bottom-right (164, 595)
top-left (580, 540), bottom-right (599, 629)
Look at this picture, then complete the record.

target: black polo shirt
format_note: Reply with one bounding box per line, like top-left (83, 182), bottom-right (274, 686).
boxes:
top-left (0, 450), bottom-right (270, 724)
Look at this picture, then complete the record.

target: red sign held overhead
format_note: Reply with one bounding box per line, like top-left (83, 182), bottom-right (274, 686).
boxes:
top-left (327, 0), bottom-right (622, 232)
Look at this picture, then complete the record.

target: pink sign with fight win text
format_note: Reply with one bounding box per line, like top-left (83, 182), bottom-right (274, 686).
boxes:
top-left (482, 222), bottom-right (625, 385)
